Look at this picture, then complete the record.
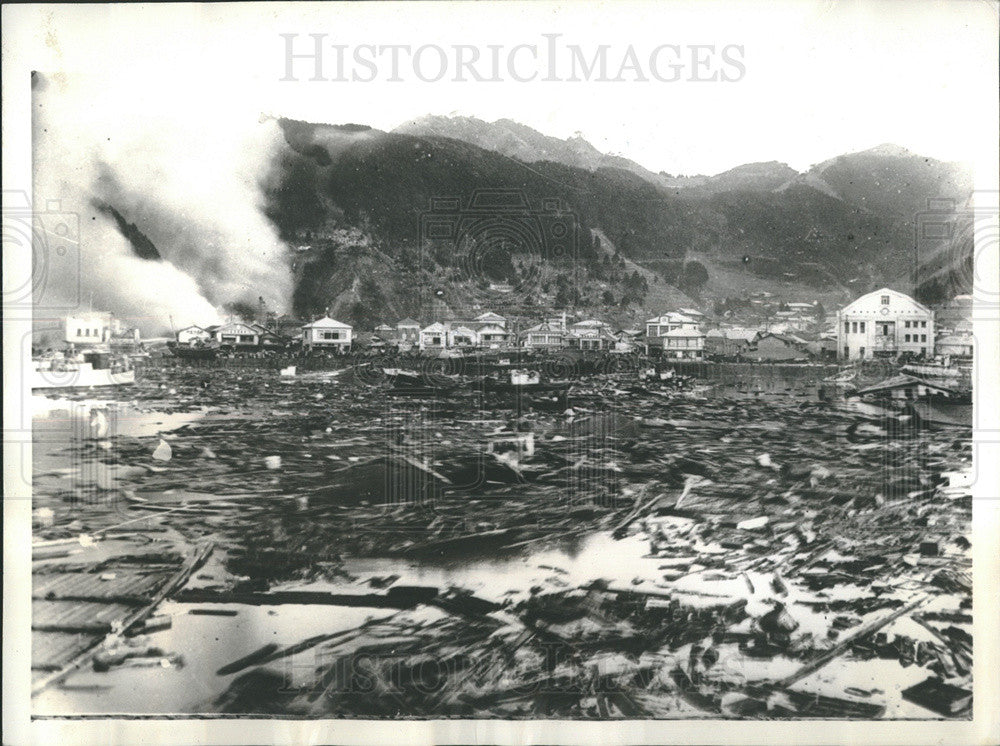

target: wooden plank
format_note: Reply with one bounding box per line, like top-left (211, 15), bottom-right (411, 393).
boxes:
top-left (31, 542), bottom-right (214, 697)
top-left (774, 594), bottom-right (929, 689)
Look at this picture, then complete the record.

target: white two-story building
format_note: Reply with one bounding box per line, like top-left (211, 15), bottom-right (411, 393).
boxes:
top-left (836, 288), bottom-right (934, 361)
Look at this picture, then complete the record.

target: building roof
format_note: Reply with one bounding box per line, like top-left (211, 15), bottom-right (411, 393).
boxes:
top-left (397, 317), bottom-right (421, 327)
top-left (646, 312), bottom-right (698, 325)
top-left (420, 322), bottom-right (447, 333)
top-left (475, 312), bottom-right (507, 322)
top-left (856, 374), bottom-right (957, 396)
top-left (523, 322), bottom-right (564, 334)
top-left (840, 287), bottom-right (932, 316)
top-left (662, 327), bottom-right (706, 338)
top-left (302, 316), bottom-right (352, 329)
top-left (215, 321), bottom-right (259, 334)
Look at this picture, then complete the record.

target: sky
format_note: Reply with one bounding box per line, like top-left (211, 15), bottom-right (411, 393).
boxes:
top-left (5, 1), bottom-right (997, 331)
top-left (13, 0), bottom-right (999, 176)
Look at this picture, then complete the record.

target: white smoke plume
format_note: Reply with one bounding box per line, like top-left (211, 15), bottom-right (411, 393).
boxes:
top-left (32, 72), bottom-right (292, 335)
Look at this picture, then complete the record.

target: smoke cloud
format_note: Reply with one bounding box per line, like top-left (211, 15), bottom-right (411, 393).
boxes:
top-left (32, 72), bottom-right (292, 334)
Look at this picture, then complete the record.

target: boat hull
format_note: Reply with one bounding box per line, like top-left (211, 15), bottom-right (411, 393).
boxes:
top-left (32, 368), bottom-right (135, 390)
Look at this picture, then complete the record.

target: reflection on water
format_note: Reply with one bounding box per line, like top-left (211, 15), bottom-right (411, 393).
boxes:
top-left (29, 366), bottom-right (973, 718)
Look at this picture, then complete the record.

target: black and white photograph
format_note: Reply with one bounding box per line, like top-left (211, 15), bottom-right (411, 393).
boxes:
top-left (3, 2), bottom-right (999, 743)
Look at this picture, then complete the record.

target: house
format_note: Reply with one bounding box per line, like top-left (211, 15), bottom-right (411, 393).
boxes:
top-left (805, 333), bottom-right (838, 360)
top-left (473, 311), bottom-right (508, 330)
top-left (748, 333), bottom-right (810, 361)
top-left (612, 329), bottom-right (643, 353)
top-left (301, 317), bottom-right (352, 351)
top-left (677, 308), bottom-right (706, 320)
top-left (446, 325), bottom-right (478, 348)
top-left (249, 323), bottom-right (289, 350)
top-left (212, 321), bottom-right (262, 349)
top-left (705, 328), bottom-right (758, 357)
top-left (836, 288), bottom-right (934, 361)
top-left (566, 319), bottom-right (614, 351)
top-left (476, 323), bottom-right (510, 348)
top-left (64, 313), bottom-right (112, 346)
top-left (176, 325), bottom-right (212, 346)
top-left (418, 322), bottom-right (448, 351)
top-left (645, 312), bottom-right (699, 338)
top-left (936, 333), bottom-right (974, 359)
top-left (522, 321), bottom-right (565, 350)
top-left (658, 328), bottom-right (706, 359)
top-left (373, 323), bottom-right (397, 346)
top-left (856, 374), bottom-right (962, 402)
top-left (396, 318), bottom-right (421, 345)
top-left (274, 314), bottom-right (305, 339)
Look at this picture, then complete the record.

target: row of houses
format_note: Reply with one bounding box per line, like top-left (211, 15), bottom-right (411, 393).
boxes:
top-left (177, 317), bottom-right (354, 352)
top-left (173, 288), bottom-right (971, 362)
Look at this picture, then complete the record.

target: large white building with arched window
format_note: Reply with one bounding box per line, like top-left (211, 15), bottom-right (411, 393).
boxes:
top-left (836, 288), bottom-right (934, 360)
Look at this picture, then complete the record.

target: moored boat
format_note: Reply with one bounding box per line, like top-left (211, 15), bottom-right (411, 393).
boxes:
top-left (32, 351), bottom-right (135, 391)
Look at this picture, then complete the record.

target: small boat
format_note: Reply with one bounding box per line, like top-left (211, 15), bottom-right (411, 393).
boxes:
top-left (909, 401), bottom-right (972, 428)
top-left (385, 369), bottom-right (461, 395)
top-left (32, 351), bottom-right (135, 390)
top-left (481, 369), bottom-right (572, 394)
top-left (167, 341), bottom-right (218, 361)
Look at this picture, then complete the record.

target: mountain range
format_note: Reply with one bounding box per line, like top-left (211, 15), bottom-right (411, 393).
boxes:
top-left (110, 114), bottom-right (977, 328)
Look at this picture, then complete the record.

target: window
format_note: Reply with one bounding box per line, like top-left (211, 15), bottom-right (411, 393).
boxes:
top-left (881, 295), bottom-right (889, 305)
top-left (905, 334), bottom-right (911, 342)
top-left (859, 346), bottom-right (866, 357)
top-left (860, 322), bottom-right (866, 333)
top-left (77, 328), bottom-right (82, 336)
top-left (921, 334), bottom-right (927, 342)
top-left (904, 321), bottom-right (910, 328)
top-left (852, 322), bottom-right (858, 333)
top-left (844, 346), bottom-right (850, 358)
top-left (921, 321), bottom-right (927, 328)
top-left (844, 322), bottom-right (850, 333)
top-left (921, 347), bottom-right (926, 355)
top-left (321, 331), bottom-right (341, 341)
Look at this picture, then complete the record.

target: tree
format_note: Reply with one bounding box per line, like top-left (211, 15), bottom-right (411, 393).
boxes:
top-left (602, 289), bottom-right (616, 305)
top-left (679, 261), bottom-right (709, 293)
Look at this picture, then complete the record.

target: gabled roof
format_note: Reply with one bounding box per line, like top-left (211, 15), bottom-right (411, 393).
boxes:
top-left (420, 322), bottom-right (447, 333)
top-left (475, 312), bottom-right (507, 322)
top-left (302, 316), bottom-right (351, 329)
top-left (523, 322), bottom-right (563, 334)
top-left (840, 287), bottom-right (931, 315)
top-left (646, 312), bottom-right (697, 325)
top-left (178, 324), bottom-right (208, 332)
top-left (215, 321), bottom-right (259, 334)
top-left (856, 374), bottom-right (957, 396)
top-left (397, 317), bottom-right (421, 327)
